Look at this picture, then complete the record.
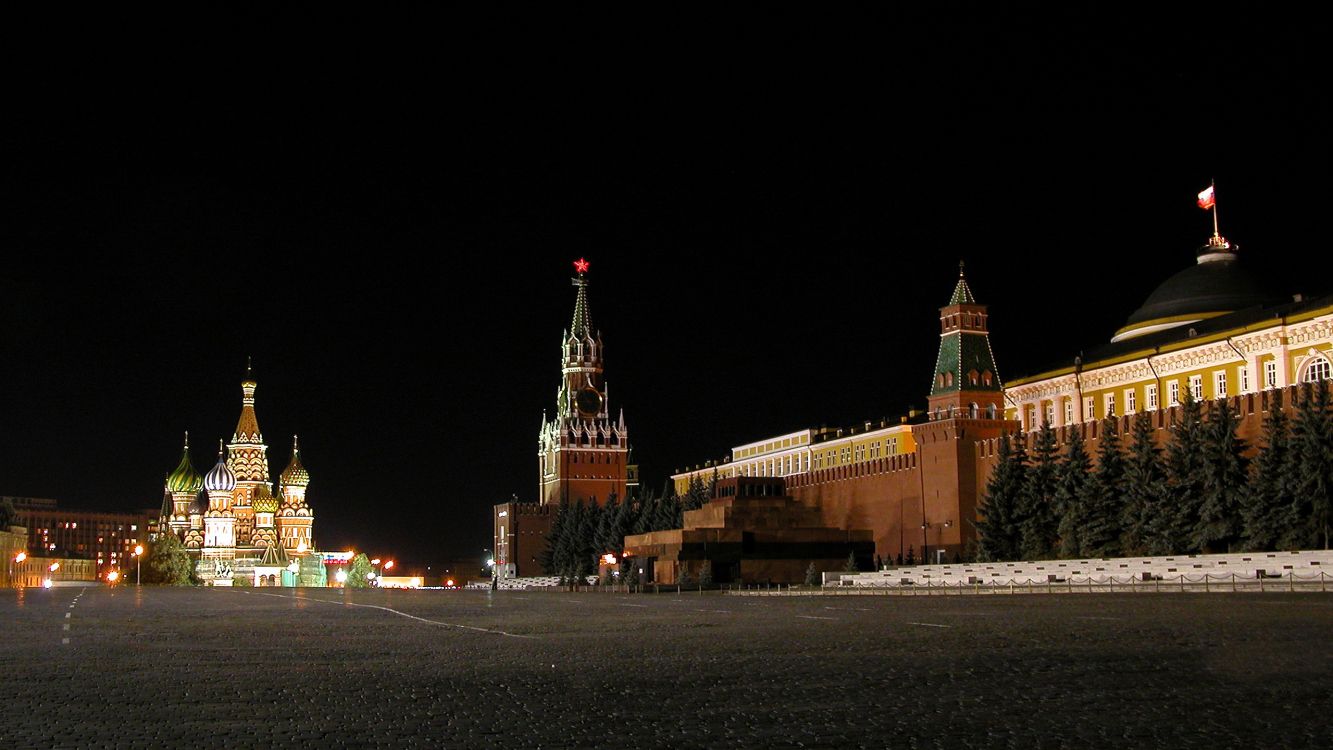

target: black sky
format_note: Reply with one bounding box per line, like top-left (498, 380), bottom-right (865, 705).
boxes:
top-left (3, 11), bottom-right (1329, 565)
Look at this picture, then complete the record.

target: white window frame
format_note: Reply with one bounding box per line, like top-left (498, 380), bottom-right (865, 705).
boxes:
top-left (1146, 383), bottom-right (1159, 411)
top-left (1125, 388), bottom-right (1137, 414)
top-left (1190, 375), bottom-right (1203, 401)
top-left (1265, 360), bottom-right (1278, 389)
top-left (1104, 392), bottom-right (1116, 418)
top-left (1083, 397), bottom-right (1094, 421)
top-left (1215, 370), bottom-right (1227, 399)
top-left (1064, 399), bottom-right (1074, 425)
top-left (1169, 381), bottom-right (1180, 406)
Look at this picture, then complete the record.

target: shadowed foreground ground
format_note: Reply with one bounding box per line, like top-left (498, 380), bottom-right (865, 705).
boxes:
top-left (1, 586), bottom-right (1330, 748)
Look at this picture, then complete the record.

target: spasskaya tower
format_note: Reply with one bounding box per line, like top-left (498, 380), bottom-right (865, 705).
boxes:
top-left (536, 259), bottom-right (631, 506)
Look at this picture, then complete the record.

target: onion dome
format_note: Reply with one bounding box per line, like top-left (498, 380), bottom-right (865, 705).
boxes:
top-left (280, 435), bottom-right (310, 487)
top-left (1111, 237), bottom-right (1280, 342)
top-left (166, 432), bottom-right (204, 493)
top-left (253, 486), bottom-right (280, 514)
top-left (204, 440), bottom-right (237, 492)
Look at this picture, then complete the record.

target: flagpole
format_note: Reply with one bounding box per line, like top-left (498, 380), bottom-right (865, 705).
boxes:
top-left (1211, 179), bottom-right (1220, 240)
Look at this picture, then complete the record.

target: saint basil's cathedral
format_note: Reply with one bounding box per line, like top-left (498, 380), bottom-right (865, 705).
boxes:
top-left (155, 365), bottom-right (322, 586)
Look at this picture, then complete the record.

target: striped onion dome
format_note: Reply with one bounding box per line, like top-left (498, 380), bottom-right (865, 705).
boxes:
top-left (252, 486), bottom-right (280, 514)
top-left (166, 432), bottom-right (204, 494)
top-left (204, 440), bottom-right (237, 492)
top-left (280, 435), bottom-right (310, 487)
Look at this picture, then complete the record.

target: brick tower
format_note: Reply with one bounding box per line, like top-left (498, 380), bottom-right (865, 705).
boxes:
top-left (536, 259), bottom-right (629, 506)
top-left (911, 263), bottom-right (1013, 562)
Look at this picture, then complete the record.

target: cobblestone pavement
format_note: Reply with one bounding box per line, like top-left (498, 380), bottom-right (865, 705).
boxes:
top-left (2, 586), bottom-right (1331, 748)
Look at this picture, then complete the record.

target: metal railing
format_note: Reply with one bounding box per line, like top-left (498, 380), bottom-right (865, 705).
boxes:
top-left (725, 571), bottom-right (1333, 596)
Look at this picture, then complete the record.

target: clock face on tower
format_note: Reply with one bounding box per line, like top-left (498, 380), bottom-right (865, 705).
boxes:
top-left (576, 387), bottom-right (603, 417)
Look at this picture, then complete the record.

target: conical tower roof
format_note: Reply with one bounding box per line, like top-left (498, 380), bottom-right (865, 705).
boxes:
top-left (166, 432), bottom-right (204, 493)
top-left (948, 261), bottom-right (976, 305)
top-left (570, 258), bottom-right (593, 339)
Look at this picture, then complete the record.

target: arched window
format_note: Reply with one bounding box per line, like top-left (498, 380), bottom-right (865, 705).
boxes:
top-left (969, 370), bottom-right (979, 386)
top-left (938, 373), bottom-right (945, 388)
top-left (1303, 356), bottom-right (1332, 383)
top-left (944, 372), bottom-right (954, 387)
top-left (982, 370), bottom-right (993, 386)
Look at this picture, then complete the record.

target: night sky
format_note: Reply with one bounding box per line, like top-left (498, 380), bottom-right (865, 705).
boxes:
top-left (3, 12), bottom-right (1328, 566)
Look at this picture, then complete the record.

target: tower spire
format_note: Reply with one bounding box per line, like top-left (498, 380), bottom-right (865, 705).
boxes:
top-left (570, 258), bottom-right (592, 338)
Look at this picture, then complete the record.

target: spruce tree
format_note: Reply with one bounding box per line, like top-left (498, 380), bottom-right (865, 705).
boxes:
top-left (976, 433), bottom-right (1026, 562)
top-left (1162, 388), bottom-right (1206, 553)
top-left (1054, 426), bottom-right (1092, 558)
top-left (1081, 417), bottom-right (1126, 557)
top-left (1194, 397), bottom-right (1248, 552)
top-left (1288, 380), bottom-right (1333, 549)
top-left (579, 500), bottom-right (601, 569)
top-left (1242, 390), bottom-right (1293, 550)
top-left (555, 500), bottom-right (585, 576)
top-left (632, 490), bottom-right (656, 535)
top-left (1121, 411), bottom-right (1165, 556)
top-left (804, 562), bottom-right (819, 586)
top-left (596, 494), bottom-right (619, 553)
top-left (1018, 422), bottom-right (1060, 560)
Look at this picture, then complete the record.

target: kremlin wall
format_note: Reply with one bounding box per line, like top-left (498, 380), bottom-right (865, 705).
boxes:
top-left (505, 219), bottom-right (1333, 584)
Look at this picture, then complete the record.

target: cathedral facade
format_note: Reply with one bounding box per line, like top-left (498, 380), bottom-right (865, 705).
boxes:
top-left (157, 366), bottom-right (322, 586)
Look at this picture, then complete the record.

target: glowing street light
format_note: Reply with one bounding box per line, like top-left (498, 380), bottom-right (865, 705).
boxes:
top-left (107, 570), bottom-right (120, 584)
top-left (371, 558), bottom-right (381, 565)
top-left (384, 560), bottom-right (394, 571)
top-left (49, 562), bottom-right (60, 573)
top-left (335, 569), bottom-right (348, 584)
top-left (43, 578), bottom-right (53, 589)
top-left (8, 551), bottom-right (26, 585)
top-left (133, 544), bottom-right (144, 586)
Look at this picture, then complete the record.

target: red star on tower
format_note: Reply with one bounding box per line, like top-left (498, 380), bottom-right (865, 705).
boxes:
top-left (573, 258), bottom-right (590, 274)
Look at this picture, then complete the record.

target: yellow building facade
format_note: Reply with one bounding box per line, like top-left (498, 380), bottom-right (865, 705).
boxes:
top-left (1005, 234), bottom-right (1333, 429)
top-left (673, 422), bottom-right (917, 495)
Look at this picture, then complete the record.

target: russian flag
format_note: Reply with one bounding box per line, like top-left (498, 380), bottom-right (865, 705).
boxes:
top-left (1197, 185), bottom-right (1216, 210)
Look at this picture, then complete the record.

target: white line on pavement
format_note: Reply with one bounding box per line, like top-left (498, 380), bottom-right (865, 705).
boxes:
top-left (248, 591), bottom-right (537, 639)
top-left (797, 615), bottom-right (837, 620)
top-left (906, 622), bottom-right (951, 628)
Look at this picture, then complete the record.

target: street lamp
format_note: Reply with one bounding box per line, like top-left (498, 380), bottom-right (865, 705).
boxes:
top-left (9, 551), bottom-right (26, 586)
top-left (335, 569), bottom-right (348, 585)
top-left (107, 570), bottom-right (120, 584)
top-left (133, 544), bottom-right (144, 586)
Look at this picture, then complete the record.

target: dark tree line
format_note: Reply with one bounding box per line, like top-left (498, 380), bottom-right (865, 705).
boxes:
top-left (977, 381), bottom-right (1333, 561)
top-left (539, 474), bottom-right (716, 581)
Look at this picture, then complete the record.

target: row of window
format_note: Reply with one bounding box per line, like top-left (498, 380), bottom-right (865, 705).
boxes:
top-left (1032, 357), bottom-right (1331, 426)
top-left (936, 370), bottom-right (995, 389)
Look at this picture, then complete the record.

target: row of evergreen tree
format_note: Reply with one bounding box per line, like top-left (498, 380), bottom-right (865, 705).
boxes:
top-left (976, 381), bottom-right (1333, 562)
top-left (539, 475), bottom-right (715, 580)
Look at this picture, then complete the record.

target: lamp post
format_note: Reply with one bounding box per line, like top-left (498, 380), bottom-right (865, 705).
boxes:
top-left (920, 521), bottom-right (929, 565)
top-left (10, 551), bottom-right (26, 586)
top-left (133, 544), bottom-right (143, 586)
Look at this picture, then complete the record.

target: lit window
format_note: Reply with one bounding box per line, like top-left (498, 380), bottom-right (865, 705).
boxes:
top-left (1064, 399), bottom-right (1073, 424)
top-left (1303, 357), bottom-right (1332, 383)
top-left (1044, 403), bottom-right (1054, 425)
top-left (1146, 384), bottom-right (1158, 411)
top-left (1083, 397), bottom-right (1094, 421)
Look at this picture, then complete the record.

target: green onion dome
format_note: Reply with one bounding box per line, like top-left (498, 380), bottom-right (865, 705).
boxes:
top-left (253, 486), bottom-right (280, 514)
top-left (203, 440), bottom-right (236, 493)
top-left (166, 432), bottom-right (204, 494)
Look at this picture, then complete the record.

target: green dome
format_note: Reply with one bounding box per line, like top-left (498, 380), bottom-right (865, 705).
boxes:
top-left (166, 434), bottom-right (203, 494)
top-left (253, 490), bottom-right (280, 514)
